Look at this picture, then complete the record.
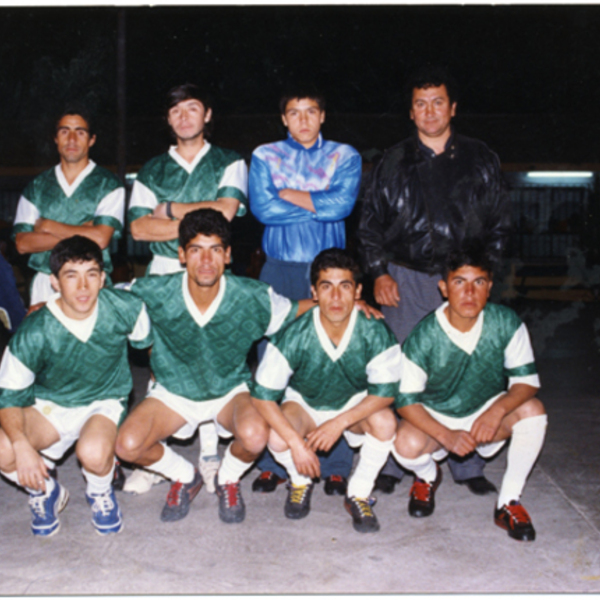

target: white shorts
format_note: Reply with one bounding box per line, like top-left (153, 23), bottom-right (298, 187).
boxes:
top-left (147, 255), bottom-right (184, 275)
top-left (33, 398), bottom-right (124, 460)
top-left (422, 393), bottom-right (507, 461)
top-left (148, 381), bottom-right (249, 440)
top-left (282, 388), bottom-right (367, 448)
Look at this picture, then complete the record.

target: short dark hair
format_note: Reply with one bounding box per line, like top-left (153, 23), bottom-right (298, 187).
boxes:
top-left (310, 248), bottom-right (361, 286)
top-left (179, 208), bottom-right (231, 250)
top-left (405, 66), bottom-right (459, 110)
top-left (49, 235), bottom-right (104, 276)
top-left (279, 85), bottom-right (326, 115)
top-left (55, 104), bottom-right (94, 136)
top-left (166, 83), bottom-right (213, 137)
top-left (442, 241), bottom-right (494, 281)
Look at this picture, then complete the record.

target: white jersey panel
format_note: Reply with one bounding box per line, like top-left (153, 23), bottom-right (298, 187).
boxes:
top-left (129, 179), bottom-right (159, 211)
top-left (0, 348), bottom-right (35, 390)
top-left (366, 344), bottom-right (402, 386)
top-left (255, 342), bottom-right (294, 392)
top-left (129, 304), bottom-right (151, 343)
top-left (265, 287), bottom-right (294, 336)
top-left (505, 323), bottom-right (541, 388)
top-left (220, 159), bottom-right (248, 196)
top-left (399, 353), bottom-right (428, 394)
top-left (14, 196), bottom-right (40, 227)
top-left (96, 187), bottom-right (125, 225)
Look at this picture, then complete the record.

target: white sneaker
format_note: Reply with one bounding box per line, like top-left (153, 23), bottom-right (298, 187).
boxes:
top-left (122, 468), bottom-right (165, 495)
top-left (199, 455), bottom-right (221, 494)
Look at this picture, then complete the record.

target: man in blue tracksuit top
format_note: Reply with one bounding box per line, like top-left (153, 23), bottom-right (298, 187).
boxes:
top-left (249, 86), bottom-right (362, 495)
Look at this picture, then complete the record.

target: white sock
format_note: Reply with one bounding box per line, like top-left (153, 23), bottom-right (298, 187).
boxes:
top-left (392, 448), bottom-right (438, 483)
top-left (148, 443), bottom-right (195, 484)
top-left (42, 456), bottom-right (56, 470)
top-left (271, 448), bottom-right (312, 487)
top-left (347, 433), bottom-right (394, 498)
top-left (199, 422), bottom-right (219, 459)
top-left (217, 444), bottom-right (254, 485)
top-left (83, 466), bottom-right (114, 496)
top-left (497, 414), bottom-right (547, 509)
top-left (1, 469), bottom-right (56, 495)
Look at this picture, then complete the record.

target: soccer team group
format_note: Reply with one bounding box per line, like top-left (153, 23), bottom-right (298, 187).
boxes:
top-left (0, 68), bottom-right (547, 542)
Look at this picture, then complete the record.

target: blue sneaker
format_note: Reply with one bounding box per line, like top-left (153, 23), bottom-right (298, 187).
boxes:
top-left (29, 481), bottom-right (69, 537)
top-left (86, 487), bottom-right (123, 535)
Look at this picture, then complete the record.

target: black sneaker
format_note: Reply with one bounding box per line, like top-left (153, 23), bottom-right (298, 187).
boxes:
top-left (251, 470), bottom-right (287, 493)
top-left (215, 475), bottom-right (246, 523)
top-left (408, 465), bottom-right (442, 518)
top-left (324, 474), bottom-right (347, 496)
top-left (494, 500), bottom-right (536, 541)
top-left (374, 474), bottom-right (399, 494)
top-left (160, 469), bottom-right (203, 522)
top-left (344, 496), bottom-right (380, 533)
top-left (284, 482), bottom-right (314, 520)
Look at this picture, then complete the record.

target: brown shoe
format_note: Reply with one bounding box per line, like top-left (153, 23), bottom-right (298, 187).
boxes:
top-left (408, 465), bottom-right (442, 518)
top-left (494, 500), bottom-right (536, 541)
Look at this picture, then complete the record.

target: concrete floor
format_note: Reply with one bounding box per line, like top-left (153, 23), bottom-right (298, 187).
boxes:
top-left (0, 299), bottom-right (599, 595)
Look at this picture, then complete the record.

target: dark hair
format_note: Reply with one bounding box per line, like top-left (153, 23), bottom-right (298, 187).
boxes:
top-left (165, 83), bottom-right (213, 137)
top-left (55, 104), bottom-right (94, 136)
top-left (49, 235), bottom-right (104, 276)
top-left (279, 85), bottom-right (326, 115)
top-left (405, 66), bottom-right (459, 110)
top-left (179, 208), bottom-right (231, 250)
top-left (442, 241), bottom-right (494, 280)
top-left (310, 248), bottom-right (361, 286)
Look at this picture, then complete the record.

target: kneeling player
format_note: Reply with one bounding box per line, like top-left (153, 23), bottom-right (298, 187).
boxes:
top-left (115, 209), bottom-right (320, 524)
top-left (0, 236), bottom-right (151, 536)
top-left (392, 245), bottom-right (547, 541)
top-left (251, 249), bottom-right (399, 533)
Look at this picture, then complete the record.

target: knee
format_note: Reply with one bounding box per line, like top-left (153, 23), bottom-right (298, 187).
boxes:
top-left (115, 428), bottom-right (144, 463)
top-left (394, 423), bottom-right (428, 459)
top-left (236, 418), bottom-right (269, 455)
top-left (77, 438), bottom-right (114, 475)
top-left (268, 429), bottom-right (289, 453)
top-left (516, 397), bottom-right (546, 421)
top-left (366, 408), bottom-right (397, 441)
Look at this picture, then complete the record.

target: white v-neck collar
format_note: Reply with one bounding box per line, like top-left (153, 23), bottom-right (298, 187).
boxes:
top-left (55, 160), bottom-right (96, 197)
top-left (46, 293), bottom-right (99, 343)
top-left (168, 142), bottom-right (211, 174)
top-left (182, 270), bottom-right (225, 327)
top-left (435, 302), bottom-right (484, 355)
top-left (313, 306), bottom-right (357, 362)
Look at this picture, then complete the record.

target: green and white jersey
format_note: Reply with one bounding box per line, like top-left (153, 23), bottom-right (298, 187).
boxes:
top-left (252, 307), bottom-right (401, 411)
top-left (128, 143), bottom-right (248, 260)
top-left (130, 271), bottom-right (298, 402)
top-left (13, 161), bottom-right (124, 275)
top-left (396, 302), bottom-right (540, 418)
top-left (0, 288), bottom-right (151, 409)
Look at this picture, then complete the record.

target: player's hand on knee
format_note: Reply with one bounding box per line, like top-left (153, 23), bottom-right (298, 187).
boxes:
top-left (290, 440), bottom-right (320, 479)
top-left (443, 429), bottom-right (477, 456)
top-left (306, 420), bottom-right (344, 454)
top-left (470, 407), bottom-right (503, 444)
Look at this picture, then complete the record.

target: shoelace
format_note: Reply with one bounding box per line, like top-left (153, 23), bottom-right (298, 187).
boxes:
top-left (91, 493), bottom-right (115, 516)
top-left (329, 475), bottom-right (343, 483)
top-left (506, 502), bottom-right (530, 525)
top-left (289, 485), bottom-right (310, 504)
top-left (222, 482), bottom-right (240, 507)
top-left (410, 479), bottom-right (433, 502)
top-left (166, 481), bottom-right (183, 507)
top-left (29, 493), bottom-right (49, 517)
top-left (351, 497), bottom-right (375, 517)
top-left (258, 471), bottom-right (275, 480)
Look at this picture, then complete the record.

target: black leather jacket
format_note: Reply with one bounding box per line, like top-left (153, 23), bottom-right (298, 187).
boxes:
top-left (358, 131), bottom-right (510, 277)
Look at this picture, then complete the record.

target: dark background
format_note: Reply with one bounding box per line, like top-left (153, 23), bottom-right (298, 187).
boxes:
top-left (1, 5), bottom-right (598, 169)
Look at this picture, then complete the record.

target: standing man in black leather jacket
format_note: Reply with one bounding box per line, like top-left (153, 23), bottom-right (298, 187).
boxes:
top-left (358, 66), bottom-right (510, 495)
